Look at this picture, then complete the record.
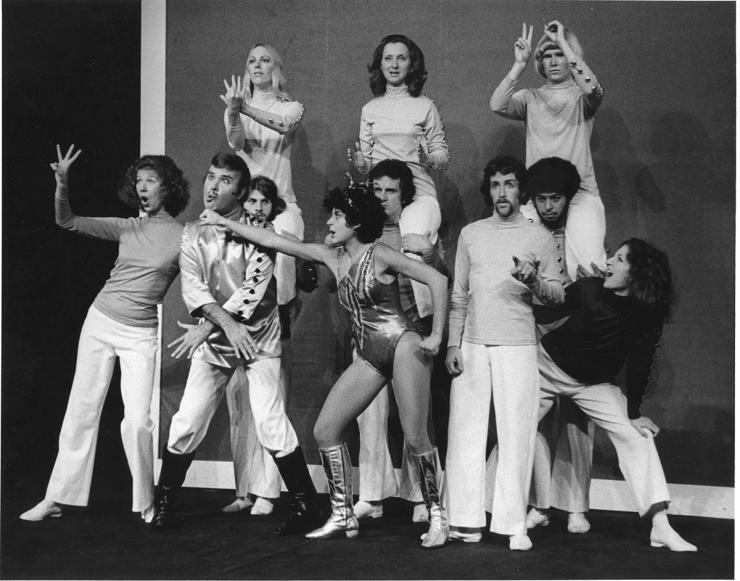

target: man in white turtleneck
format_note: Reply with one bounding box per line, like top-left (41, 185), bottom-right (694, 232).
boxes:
top-left (445, 155), bottom-right (563, 551)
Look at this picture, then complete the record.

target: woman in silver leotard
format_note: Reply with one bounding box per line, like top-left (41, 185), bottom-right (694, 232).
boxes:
top-left (199, 183), bottom-right (450, 549)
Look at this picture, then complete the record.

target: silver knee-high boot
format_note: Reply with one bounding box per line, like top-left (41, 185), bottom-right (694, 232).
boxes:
top-left (305, 443), bottom-right (359, 539)
top-left (415, 448), bottom-right (449, 548)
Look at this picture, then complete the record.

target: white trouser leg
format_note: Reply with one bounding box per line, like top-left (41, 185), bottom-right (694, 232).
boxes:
top-left (529, 398), bottom-right (594, 512)
top-left (46, 306), bottom-right (118, 506)
top-left (244, 357), bottom-right (298, 455)
top-left (538, 347), bottom-right (670, 516)
top-left (272, 202), bottom-right (305, 306)
top-left (226, 368), bottom-right (282, 499)
top-left (116, 323), bottom-right (158, 513)
top-left (398, 195), bottom-right (441, 319)
top-left (564, 192), bottom-right (607, 280)
top-left (167, 359), bottom-right (233, 454)
top-left (445, 342), bottom-right (492, 528)
top-left (489, 344), bottom-right (540, 536)
top-left (549, 398), bottom-right (594, 513)
top-left (570, 384), bottom-right (669, 516)
top-left (356, 385), bottom-right (398, 501)
top-left (529, 408), bottom-right (555, 510)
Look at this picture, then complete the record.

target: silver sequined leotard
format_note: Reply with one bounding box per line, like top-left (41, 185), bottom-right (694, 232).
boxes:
top-left (337, 243), bottom-right (415, 377)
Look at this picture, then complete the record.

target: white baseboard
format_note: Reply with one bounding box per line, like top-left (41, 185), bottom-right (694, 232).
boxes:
top-left (155, 460), bottom-right (733, 520)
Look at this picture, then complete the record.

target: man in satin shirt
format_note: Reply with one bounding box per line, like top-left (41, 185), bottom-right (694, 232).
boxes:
top-left (151, 153), bottom-right (318, 534)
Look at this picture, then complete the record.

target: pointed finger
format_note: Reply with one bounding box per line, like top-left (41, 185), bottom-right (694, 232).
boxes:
top-left (512, 255), bottom-right (520, 266)
top-left (223, 78), bottom-right (231, 92)
top-left (527, 25), bottom-right (533, 44)
top-left (522, 22), bottom-right (526, 39)
top-left (56, 144), bottom-right (63, 161)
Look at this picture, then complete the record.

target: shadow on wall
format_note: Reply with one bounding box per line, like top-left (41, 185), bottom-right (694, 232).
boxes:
top-left (591, 107), bottom-right (645, 247)
top-left (437, 122), bottom-right (478, 267)
top-left (291, 121), bottom-right (332, 242)
top-left (635, 111), bottom-right (728, 217)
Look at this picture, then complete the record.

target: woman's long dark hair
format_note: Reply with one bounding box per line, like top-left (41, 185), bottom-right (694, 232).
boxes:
top-left (367, 34), bottom-right (427, 97)
top-left (622, 238), bottom-right (674, 321)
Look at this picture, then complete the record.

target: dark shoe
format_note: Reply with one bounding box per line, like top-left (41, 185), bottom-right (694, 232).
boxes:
top-left (150, 486), bottom-right (176, 531)
top-left (273, 447), bottom-right (322, 535)
top-left (275, 491), bottom-right (322, 535)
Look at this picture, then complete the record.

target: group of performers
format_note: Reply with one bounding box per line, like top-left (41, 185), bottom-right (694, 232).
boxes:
top-left (21, 21), bottom-right (698, 554)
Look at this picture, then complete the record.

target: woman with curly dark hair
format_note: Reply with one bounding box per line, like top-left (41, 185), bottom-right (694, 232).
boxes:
top-left (524, 238), bottom-right (697, 551)
top-left (199, 183), bottom-right (450, 548)
top-left (21, 145), bottom-right (189, 524)
top-left (349, 34), bottom-right (448, 321)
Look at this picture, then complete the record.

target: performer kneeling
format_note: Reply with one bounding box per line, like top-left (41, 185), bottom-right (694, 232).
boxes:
top-left (530, 238), bottom-right (697, 551)
top-left (199, 183), bottom-right (449, 548)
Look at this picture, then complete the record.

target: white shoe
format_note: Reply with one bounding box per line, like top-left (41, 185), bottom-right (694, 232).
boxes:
top-left (140, 505), bottom-right (155, 523)
top-left (20, 499), bottom-right (62, 522)
top-left (221, 497), bottom-right (253, 514)
top-left (650, 526), bottom-right (698, 552)
top-left (509, 534), bottom-right (533, 551)
top-left (448, 529), bottom-right (482, 543)
top-left (525, 507), bottom-right (549, 529)
top-left (353, 500), bottom-right (383, 520)
top-left (567, 512), bottom-right (591, 534)
top-left (250, 497), bottom-right (274, 516)
top-left (412, 503), bottom-right (429, 523)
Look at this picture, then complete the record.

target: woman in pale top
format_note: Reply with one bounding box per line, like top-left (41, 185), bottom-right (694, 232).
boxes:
top-left (20, 145), bottom-right (189, 524)
top-left (349, 34), bottom-right (449, 319)
top-left (222, 43), bottom-right (304, 316)
top-left (221, 43), bottom-right (304, 515)
top-left (490, 20), bottom-right (606, 281)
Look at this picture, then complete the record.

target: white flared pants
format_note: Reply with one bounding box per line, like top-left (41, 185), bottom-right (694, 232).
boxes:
top-left (167, 357), bottom-right (298, 458)
top-left (226, 367), bottom-right (283, 499)
top-left (446, 342), bottom-right (539, 535)
top-left (46, 305), bottom-right (158, 516)
top-left (535, 345), bottom-right (670, 516)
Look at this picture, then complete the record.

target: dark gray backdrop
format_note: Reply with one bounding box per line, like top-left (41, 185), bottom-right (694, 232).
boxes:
top-left (159, 0), bottom-right (735, 486)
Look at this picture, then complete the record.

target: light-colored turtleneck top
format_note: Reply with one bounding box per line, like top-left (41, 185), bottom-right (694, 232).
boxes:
top-left (225, 91), bottom-right (304, 204)
top-left (55, 195), bottom-right (182, 327)
top-left (490, 77), bottom-right (602, 197)
top-left (359, 85), bottom-right (448, 198)
top-left (448, 212), bottom-right (563, 348)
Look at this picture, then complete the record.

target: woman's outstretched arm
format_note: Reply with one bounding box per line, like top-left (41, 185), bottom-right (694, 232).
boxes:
top-left (53, 144), bottom-right (128, 241)
top-left (199, 208), bottom-right (333, 264)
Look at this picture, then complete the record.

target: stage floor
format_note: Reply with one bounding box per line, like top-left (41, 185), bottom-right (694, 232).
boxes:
top-left (4, 488), bottom-right (733, 579)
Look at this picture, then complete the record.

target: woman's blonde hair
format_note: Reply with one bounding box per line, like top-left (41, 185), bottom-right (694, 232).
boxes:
top-left (243, 43), bottom-right (291, 101)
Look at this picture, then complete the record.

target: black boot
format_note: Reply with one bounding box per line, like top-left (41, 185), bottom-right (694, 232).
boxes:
top-left (273, 447), bottom-right (322, 535)
top-left (150, 447), bottom-right (194, 531)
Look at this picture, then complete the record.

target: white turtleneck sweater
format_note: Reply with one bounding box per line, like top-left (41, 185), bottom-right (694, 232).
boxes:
top-left (448, 212), bottom-right (563, 348)
top-left (225, 91), bottom-right (304, 204)
top-left (359, 85), bottom-right (448, 199)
